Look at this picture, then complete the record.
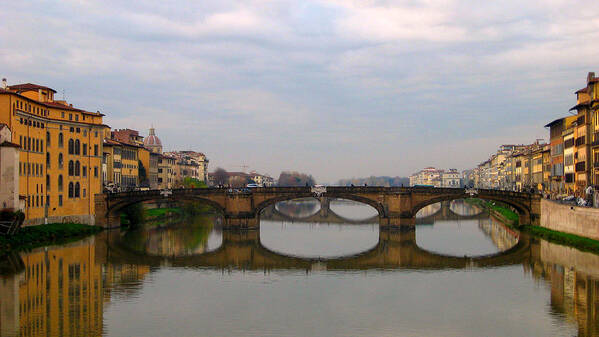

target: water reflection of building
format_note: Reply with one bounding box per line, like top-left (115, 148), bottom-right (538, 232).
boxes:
top-left (528, 240), bottom-right (599, 337)
top-left (12, 238), bottom-right (104, 337)
top-left (478, 217), bottom-right (519, 251)
top-left (0, 236), bottom-right (151, 337)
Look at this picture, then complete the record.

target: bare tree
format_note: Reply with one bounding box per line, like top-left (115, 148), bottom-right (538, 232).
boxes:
top-left (278, 171), bottom-right (316, 186)
top-left (213, 167), bottom-right (229, 186)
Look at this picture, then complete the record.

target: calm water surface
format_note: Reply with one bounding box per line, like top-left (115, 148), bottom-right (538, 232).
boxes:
top-left (1, 199), bottom-right (597, 336)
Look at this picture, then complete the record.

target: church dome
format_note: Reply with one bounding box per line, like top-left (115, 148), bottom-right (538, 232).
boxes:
top-left (144, 127), bottom-right (162, 147)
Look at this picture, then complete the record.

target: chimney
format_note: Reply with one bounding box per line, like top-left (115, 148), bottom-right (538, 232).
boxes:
top-left (1, 78), bottom-right (6, 89)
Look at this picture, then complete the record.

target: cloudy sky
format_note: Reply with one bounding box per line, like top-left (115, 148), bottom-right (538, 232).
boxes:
top-left (1, 1), bottom-right (598, 182)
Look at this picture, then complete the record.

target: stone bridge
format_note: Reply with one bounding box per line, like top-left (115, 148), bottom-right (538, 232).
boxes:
top-left (94, 187), bottom-right (540, 229)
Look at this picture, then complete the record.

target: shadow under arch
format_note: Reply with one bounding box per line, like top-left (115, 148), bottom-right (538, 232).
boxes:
top-left (273, 198), bottom-right (322, 219)
top-left (448, 199), bottom-right (486, 217)
top-left (101, 228), bottom-right (530, 272)
top-left (411, 195), bottom-right (529, 221)
top-left (254, 193), bottom-right (386, 219)
top-left (107, 195), bottom-right (226, 221)
top-left (262, 204), bottom-right (379, 224)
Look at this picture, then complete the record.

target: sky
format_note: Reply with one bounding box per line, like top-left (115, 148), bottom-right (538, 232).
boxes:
top-left (1, 1), bottom-right (599, 183)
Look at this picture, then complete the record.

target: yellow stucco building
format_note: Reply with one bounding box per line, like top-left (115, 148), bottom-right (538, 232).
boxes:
top-left (0, 82), bottom-right (108, 225)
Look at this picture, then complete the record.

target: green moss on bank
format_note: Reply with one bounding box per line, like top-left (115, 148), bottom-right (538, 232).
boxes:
top-left (468, 198), bottom-right (599, 254)
top-left (0, 223), bottom-right (103, 257)
top-left (144, 207), bottom-right (183, 220)
top-left (520, 225), bottom-right (599, 255)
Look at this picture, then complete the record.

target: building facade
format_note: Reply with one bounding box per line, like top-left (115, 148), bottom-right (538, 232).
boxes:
top-left (0, 82), bottom-right (107, 225)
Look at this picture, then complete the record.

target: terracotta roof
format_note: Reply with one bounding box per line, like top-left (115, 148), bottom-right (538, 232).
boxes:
top-left (7, 83), bottom-right (57, 93)
top-left (0, 141), bottom-right (20, 148)
top-left (575, 87), bottom-right (588, 94)
top-left (104, 138), bottom-right (142, 148)
top-left (590, 78), bottom-right (599, 83)
top-left (569, 102), bottom-right (590, 111)
top-left (544, 118), bottom-right (565, 128)
top-left (0, 88), bottom-right (104, 116)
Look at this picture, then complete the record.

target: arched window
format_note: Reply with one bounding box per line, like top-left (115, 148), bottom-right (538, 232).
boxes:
top-left (58, 153), bottom-right (63, 169)
top-left (75, 139), bottom-right (80, 155)
top-left (58, 133), bottom-right (63, 148)
top-left (68, 160), bottom-right (74, 176)
top-left (58, 175), bottom-right (63, 192)
top-left (46, 152), bottom-right (50, 168)
top-left (75, 161), bottom-right (80, 176)
top-left (68, 182), bottom-right (74, 198)
top-left (68, 139), bottom-right (74, 154)
top-left (75, 183), bottom-right (80, 198)
top-left (46, 175), bottom-right (50, 191)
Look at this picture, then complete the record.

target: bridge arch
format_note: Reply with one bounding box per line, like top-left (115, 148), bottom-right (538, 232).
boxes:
top-left (105, 194), bottom-right (226, 226)
top-left (255, 193), bottom-right (386, 219)
top-left (410, 195), bottom-right (530, 222)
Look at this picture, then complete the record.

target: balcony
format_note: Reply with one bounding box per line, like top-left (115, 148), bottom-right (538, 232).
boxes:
top-left (575, 161), bottom-right (586, 172)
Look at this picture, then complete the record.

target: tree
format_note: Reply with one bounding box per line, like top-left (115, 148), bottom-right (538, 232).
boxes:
top-left (138, 160), bottom-right (148, 187)
top-left (277, 171), bottom-right (316, 186)
top-left (183, 177), bottom-right (208, 189)
top-left (213, 167), bottom-right (229, 186)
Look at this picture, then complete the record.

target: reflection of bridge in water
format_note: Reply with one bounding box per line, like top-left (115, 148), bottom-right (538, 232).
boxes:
top-left (102, 228), bottom-right (529, 271)
top-left (261, 200), bottom-right (488, 225)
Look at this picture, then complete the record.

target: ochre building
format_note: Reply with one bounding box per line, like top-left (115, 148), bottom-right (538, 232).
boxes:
top-left (0, 82), bottom-right (108, 225)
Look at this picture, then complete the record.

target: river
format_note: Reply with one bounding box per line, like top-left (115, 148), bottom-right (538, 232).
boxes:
top-left (1, 199), bottom-right (597, 336)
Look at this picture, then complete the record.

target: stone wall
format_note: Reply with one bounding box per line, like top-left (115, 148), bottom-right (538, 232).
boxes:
top-left (23, 214), bottom-right (95, 227)
top-left (540, 199), bottom-right (599, 240)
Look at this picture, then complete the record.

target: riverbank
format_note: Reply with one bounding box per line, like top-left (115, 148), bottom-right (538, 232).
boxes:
top-left (467, 198), bottom-right (599, 255)
top-left (0, 223), bottom-right (103, 257)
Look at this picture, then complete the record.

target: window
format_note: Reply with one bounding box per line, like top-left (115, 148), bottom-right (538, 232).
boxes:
top-left (75, 161), bottom-right (80, 176)
top-left (46, 175), bottom-right (50, 191)
top-left (40, 139), bottom-right (43, 152)
top-left (58, 153), bottom-right (64, 169)
top-left (83, 188), bottom-right (86, 197)
top-left (94, 166), bottom-right (98, 177)
top-left (76, 127), bottom-right (80, 133)
top-left (68, 160), bottom-right (74, 176)
top-left (83, 144), bottom-right (87, 156)
top-left (36, 139), bottom-right (39, 152)
top-left (59, 195), bottom-right (63, 206)
top-left (69, 113), bottom-right (72, 121)
top-left (58, 175), bottom-right (63, 192)
top-left (82, 166), bottom-right (87, 177)
top-left (83, 130), bottom-right (87, 136)
top-left (68, 139), bottom-right (74, 154)
top-left (94, 131), bottom-right (98, 137)
top-left (75, 115), bottom-right (79, 122)
top-left (75, 183), bottom-right (80, 198)
top-left (46, 152), bottom-right (50, 168)
top-left (68, 182), bottom-right (74, 198)
top-left (75, 139), bottom-right (80, 155)
top-left (58, 133), bottom-right (63, 147)
top-left (94, 145), bottom-right (98, 156)
top-left (69, 127), bottom-right (74, 132)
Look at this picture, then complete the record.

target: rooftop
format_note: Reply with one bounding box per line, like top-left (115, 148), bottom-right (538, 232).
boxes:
top-left (7, 83), bottom-right (57, 93)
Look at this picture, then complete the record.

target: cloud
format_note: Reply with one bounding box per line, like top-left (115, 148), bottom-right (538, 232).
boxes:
top-left (1, 0), bottom-right (598, 182)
